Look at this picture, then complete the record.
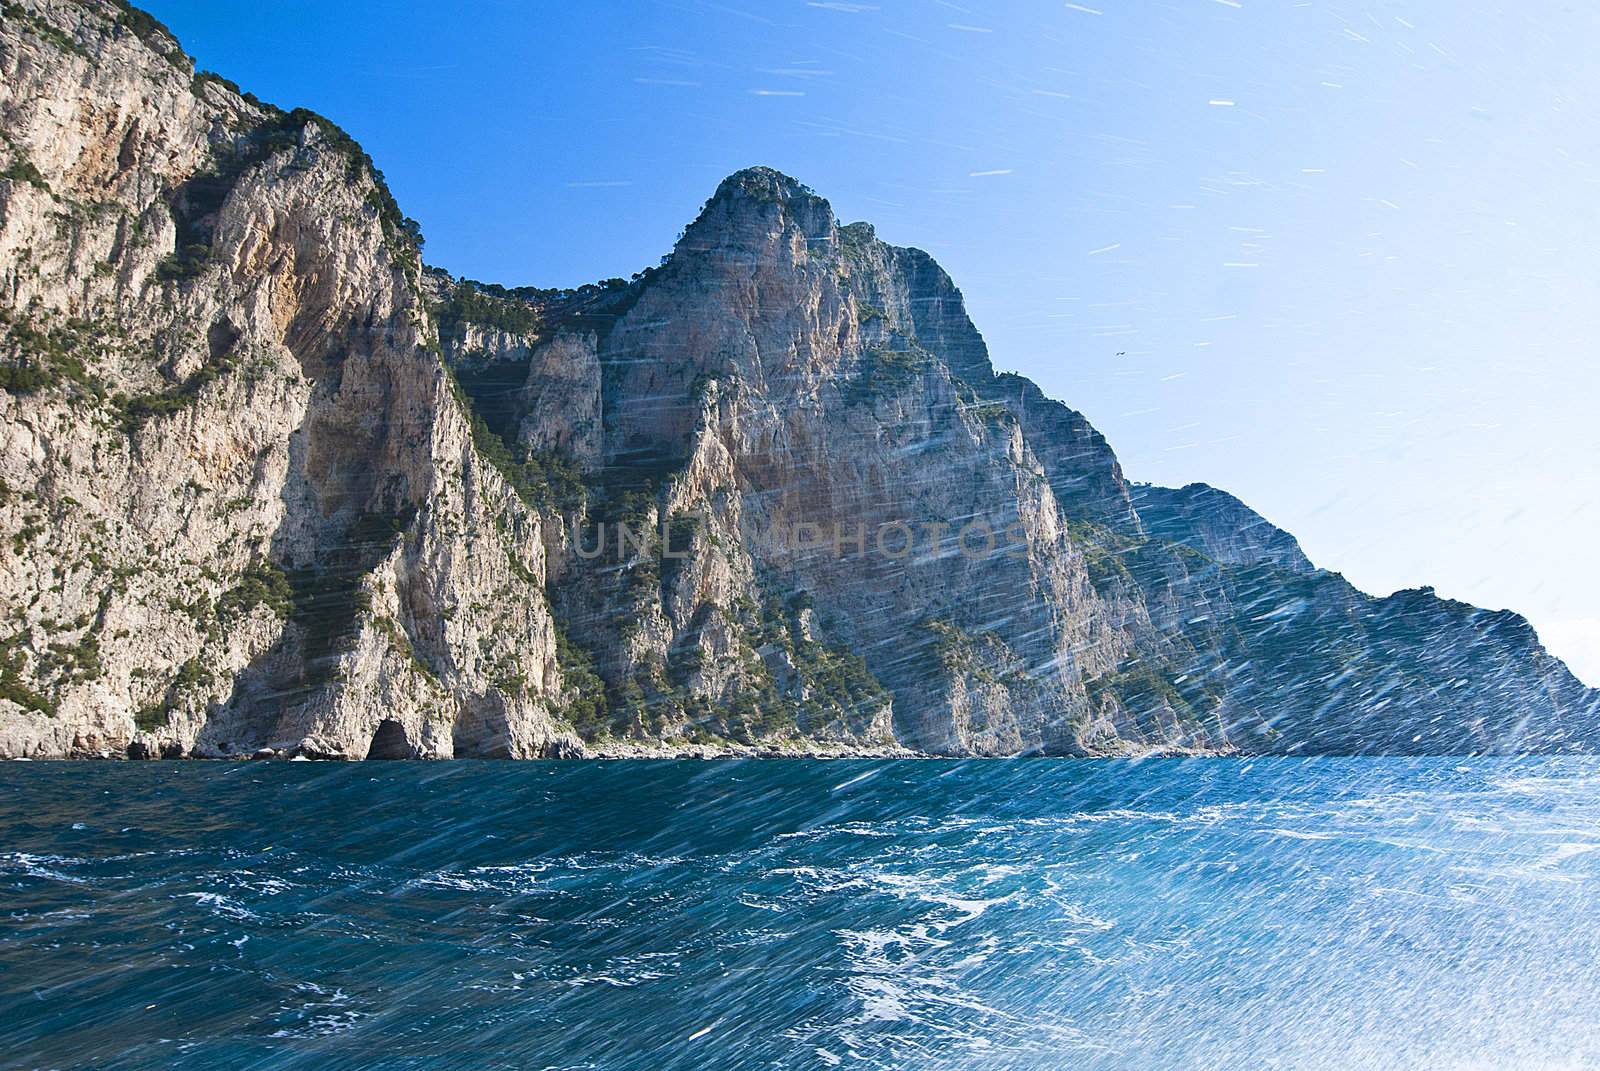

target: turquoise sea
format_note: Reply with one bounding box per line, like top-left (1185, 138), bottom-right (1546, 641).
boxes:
top-left (3, 759), bottom-right (1598, 1070)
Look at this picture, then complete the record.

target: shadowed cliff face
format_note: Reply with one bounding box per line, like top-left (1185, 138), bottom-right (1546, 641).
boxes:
top-left (2, 5), bottom-right (1596, 758)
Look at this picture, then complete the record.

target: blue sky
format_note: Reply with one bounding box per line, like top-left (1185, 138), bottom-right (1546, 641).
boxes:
top-left (143, 0), bottom-right (1600, 683)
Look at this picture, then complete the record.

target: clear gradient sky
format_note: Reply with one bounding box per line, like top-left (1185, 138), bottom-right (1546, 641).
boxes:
top-left (141, 0), bottom-right (1600, 683)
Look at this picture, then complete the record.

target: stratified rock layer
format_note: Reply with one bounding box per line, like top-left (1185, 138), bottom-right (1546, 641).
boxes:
top-left (2, 2), bottom-right (1594, 757)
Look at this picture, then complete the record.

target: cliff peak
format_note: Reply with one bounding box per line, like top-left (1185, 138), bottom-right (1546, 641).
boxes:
top-left (711, 165), bottom-right (820, 203)
top-left (1131, 482), bottom-right (1314, 573)
top-left (677, 166), bottom-right (838, 254)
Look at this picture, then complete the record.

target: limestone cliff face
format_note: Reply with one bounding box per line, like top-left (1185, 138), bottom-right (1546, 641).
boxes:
top-left (1131, 483), bottom-right (1312, 573)
top-left (1, 0), bottom-right (577, 759)
top-left (2, 3), bottom-right (1595, 757)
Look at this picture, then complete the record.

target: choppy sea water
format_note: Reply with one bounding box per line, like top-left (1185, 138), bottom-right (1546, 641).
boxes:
top-left (2, 759), bottom-right (1599, 1071)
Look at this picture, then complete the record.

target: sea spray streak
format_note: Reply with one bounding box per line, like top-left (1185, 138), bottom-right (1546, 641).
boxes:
top-left (2, 759), bottom-right (1599, 1069)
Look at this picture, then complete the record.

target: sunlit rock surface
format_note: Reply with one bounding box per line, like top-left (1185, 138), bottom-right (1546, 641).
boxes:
top-left (2, 2), bottom-right (1594, 757)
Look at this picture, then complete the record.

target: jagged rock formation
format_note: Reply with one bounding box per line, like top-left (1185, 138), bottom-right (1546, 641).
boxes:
top-left (1130, 483), bottom-right (1313, 574)
top-left (2, 1), bottom-right (1595, 758)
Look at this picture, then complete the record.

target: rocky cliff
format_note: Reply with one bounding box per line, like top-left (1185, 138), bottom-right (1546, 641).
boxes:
top-left (2, 0), bottom-right (1594, 758)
